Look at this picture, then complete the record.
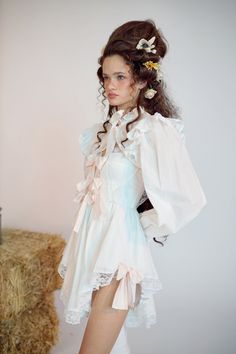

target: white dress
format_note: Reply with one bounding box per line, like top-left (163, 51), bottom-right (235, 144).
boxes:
top-left (58, 106), bottom-right (207, 329)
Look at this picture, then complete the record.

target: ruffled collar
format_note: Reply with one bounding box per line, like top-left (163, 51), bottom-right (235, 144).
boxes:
top-left (92, 105), bottom-right (151, 168)
top-left (109, 106), bottom-right (146, 127)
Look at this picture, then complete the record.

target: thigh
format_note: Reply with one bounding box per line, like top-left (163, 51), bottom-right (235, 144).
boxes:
top-left (78, 277), bottom-right (129, 354)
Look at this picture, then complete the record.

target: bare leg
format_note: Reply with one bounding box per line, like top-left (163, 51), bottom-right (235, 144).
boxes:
top-left (78, 277), bottom-right (129, 354)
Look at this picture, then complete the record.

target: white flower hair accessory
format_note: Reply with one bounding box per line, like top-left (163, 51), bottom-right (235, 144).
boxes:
top-left (136, 36), bottom-right (163, 99)
top-left (136, 36), bottom-right (156, 54)
top-left (144, 88), bottom-right (157, 99)
top-left (142, 59), bottom-right (162, 99)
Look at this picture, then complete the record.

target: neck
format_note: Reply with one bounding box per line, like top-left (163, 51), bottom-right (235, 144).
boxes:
top-left (117, 105), bottom-right (137, 115)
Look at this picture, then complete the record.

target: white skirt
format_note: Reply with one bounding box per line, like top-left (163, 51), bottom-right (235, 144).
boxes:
top-left (58, 193), bottom-right (163, 329)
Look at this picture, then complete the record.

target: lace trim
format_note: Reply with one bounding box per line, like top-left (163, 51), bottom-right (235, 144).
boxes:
top-left (58, 264), bottom-right (162, 329)
top-left (91, 270), bottom-right (117, 290)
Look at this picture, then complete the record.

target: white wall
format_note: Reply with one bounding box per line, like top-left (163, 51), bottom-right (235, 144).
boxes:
top-left (0, 1), bottom-right (235, 354)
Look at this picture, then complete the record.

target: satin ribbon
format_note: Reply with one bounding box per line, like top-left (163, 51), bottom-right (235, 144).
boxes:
top-left (112, 263), bottom-right (143, 310)
top-left (73, 153), bottom-right (109, 219)
top-left (103, 111), bottom-right (127, 157)
top-left (73, 109), bottom-right (143, 217)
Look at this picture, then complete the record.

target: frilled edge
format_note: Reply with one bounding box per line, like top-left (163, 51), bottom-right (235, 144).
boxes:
top-left (58, 261), bottom-right (163, 329)
top-left (78, 111), bottom-right (185, 159)
top-left (154, 112), bottom-right (186, 143)
top-left (126, 115), bottom-right (152, 143)
top-left (126, 111), bottom-right (185, 145)
top-left (78, 122), bottom-right (103, 157)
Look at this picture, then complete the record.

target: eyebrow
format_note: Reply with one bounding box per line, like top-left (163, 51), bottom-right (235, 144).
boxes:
top-left (102, 71), bottom-right (126, 76)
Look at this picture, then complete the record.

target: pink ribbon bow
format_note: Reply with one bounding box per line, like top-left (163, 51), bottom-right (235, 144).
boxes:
top-left (112, 263), bottom-right (143, 310)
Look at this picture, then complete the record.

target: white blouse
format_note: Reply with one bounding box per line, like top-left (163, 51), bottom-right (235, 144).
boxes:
top-left (77, 106), bottom-right (207, 246)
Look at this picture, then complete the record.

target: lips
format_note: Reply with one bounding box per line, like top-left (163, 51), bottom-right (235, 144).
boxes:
top-left (108, 93), bottom-right (118, 98)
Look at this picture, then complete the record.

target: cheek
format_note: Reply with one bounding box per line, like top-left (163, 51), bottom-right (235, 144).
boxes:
top-left (120, 81), bottom-right (133, 91)
top-left (103, 79), bottom-right (132, 92)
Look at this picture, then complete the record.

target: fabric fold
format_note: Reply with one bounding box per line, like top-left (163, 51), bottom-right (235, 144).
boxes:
top-left (138, 112), bottom-right (207, 238)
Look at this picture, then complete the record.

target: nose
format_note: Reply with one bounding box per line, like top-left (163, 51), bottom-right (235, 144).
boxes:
top-left (105, 78), bottom-right (116, 91)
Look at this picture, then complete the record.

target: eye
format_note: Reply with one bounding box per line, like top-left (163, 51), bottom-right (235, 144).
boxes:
top-left (102, 75), bottom-right (125, 81)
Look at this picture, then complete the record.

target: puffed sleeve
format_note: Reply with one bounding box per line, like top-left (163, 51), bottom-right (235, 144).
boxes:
top-left (78, 122), bottom-right (103, 178)
top-left (138, 113), bottom-right (207, 245)
top-left (79, 122), bottom-right (103, 156)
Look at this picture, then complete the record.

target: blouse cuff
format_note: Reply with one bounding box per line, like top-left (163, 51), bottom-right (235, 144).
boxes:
top-left (139, 209), bottom-right (169, 246)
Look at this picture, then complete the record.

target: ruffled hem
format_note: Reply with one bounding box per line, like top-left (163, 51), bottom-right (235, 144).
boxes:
top-left (58, 261), bottom-right (163, 329)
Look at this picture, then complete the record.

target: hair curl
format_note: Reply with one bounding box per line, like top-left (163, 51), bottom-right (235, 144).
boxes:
top-left (95, 19), bottom-right (181, 246)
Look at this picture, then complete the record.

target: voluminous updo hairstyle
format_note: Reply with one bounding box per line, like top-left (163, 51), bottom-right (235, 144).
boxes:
top-left (97, 19), bottom-right (180, 117)
top-left (96, 19), bottom-right (180, 245)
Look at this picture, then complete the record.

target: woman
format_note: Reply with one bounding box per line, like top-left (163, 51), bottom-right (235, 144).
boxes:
top-left (58, 19), bottom-right (207, 354)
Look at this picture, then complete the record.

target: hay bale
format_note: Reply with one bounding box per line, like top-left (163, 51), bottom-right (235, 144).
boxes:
top-left (0, 228), bottom-right (66, 319)
top-left (0, 228), bottom-right (67, 353)
top-left (0, 292), bottom-right (59, 354)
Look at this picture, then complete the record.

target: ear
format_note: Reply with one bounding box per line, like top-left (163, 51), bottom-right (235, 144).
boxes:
top-left (138, 81), bottom-right (147, 90)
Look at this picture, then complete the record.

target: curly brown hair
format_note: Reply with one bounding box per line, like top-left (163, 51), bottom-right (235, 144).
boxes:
top-left (95, 19), bottom-right (181, 245)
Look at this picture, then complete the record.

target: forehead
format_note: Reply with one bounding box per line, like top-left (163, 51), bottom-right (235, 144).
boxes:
top-left (102, 54), bottom-right (130, 75)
